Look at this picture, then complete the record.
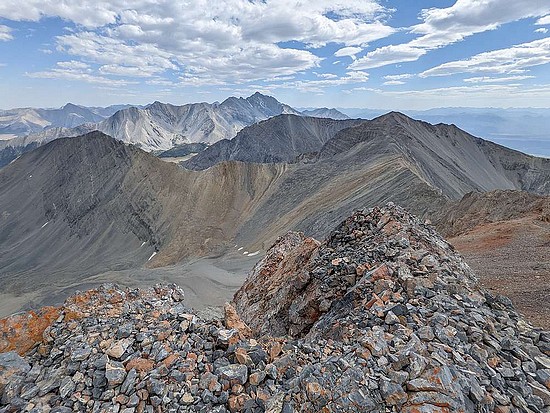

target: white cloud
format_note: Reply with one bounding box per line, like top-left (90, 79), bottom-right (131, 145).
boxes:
top-left (360, 83), bottom-right (550, 108)
top-left (27, 70), bottom-right (134, 86)
top-left (352, 0), bottom-right (550, 69)
top-left (315, 73), bottom-right (339, 79)
top-left (269, 70), bottom-right (370, 93)
top-left (0, 25), bottom-right (13, 41)
top-left (0, 0), bottom-right (394, 86)
top-left (535, 28), bottom-right (548, 34)
top-left (383, 80), bottom-right (405, 85)
top-left (536, 15), bottom-right (550, 25)
top-left (352, 44), bottom-right (425, 70)
top-left (56, 60), bottom-right (90, 71)
top-left (27, 59), bottom-right (135, 86)
top-left (421, 38), bottom-right (550, 77)
top-left (384, 74), bottom-right (414, 81)
top-left (57, 32), bottom-right (177, 73)
top-left (99, 64), bottom-right (165, 77)
top-left (463, 75), bottom-right (535, 83)
top-left (334, 46), bottom-right (363, 60)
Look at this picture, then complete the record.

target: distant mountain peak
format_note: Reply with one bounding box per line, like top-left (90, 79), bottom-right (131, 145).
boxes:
top-left (61, 103), bottom-right (81, 110)
top-left (375, 111), bottom-right (413, 122)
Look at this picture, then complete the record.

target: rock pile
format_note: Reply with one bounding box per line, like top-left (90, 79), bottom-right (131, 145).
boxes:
top-left (1, 204), bottom-right (550, 412)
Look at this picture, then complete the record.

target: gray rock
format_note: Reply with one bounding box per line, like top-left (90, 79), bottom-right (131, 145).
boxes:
top-left (380, 380), bottom-right (407, 406)
top-left (0, 351), bottom-right (31, 392)
top-left (216, 364), bottom-right (248, 385)
top-left (59, 376), bottom-right (76, 398)
top-left (105, 360), bottom-right (126, 386)
top-left (71, 345), bottom-right (92, 361)
top-left (120, 368), bottom-right (138, 395)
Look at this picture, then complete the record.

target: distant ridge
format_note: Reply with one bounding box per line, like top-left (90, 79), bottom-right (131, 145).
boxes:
top-left (300, 107), bottom-right (349, 120)
top-left (183, 114), bottom-right (364, 170)
top-left (185, 111), bottom-right (550, 198)
top-left (0, 93), bottom-right (302, 166)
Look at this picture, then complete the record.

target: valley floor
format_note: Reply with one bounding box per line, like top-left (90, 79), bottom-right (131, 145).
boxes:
top-left (0, 253), bottom-right (257, 320)
top-left (2, 217), bottom-right (548, 332)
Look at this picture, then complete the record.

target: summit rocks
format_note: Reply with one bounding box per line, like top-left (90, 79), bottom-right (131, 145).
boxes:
top-left (1, 204), bottom-right (550, 412)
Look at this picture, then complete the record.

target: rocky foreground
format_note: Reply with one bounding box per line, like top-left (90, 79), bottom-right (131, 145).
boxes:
top-left (1, 204), bottom-right (550, 412)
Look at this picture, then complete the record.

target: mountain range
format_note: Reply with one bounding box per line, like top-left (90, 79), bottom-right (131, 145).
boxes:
top-left (0, 111), bottom-right (549, 317)
top-left (0, 94), bottom-right (351, 167)
top-left (0, 103), bottom-right (130, 137)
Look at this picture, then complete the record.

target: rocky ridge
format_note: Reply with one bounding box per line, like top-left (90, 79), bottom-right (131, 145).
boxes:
top-left (1, 205), bottom-right (550, 412)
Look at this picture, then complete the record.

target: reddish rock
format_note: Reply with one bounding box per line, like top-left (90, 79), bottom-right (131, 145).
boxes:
top-left (162, 354), bottom-right (179, 367)
top-left (126, 358), bottom-right (155, 373)
top-left (223, 303), bottom-right (252, 339)
top-left (0, 306), bottom-right (62, 355)
top-left (232, 232), bottom-right (321, 337)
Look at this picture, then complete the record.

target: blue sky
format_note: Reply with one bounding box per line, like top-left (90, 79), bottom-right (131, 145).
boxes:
top-left (0, 0), bottom-right (549, 109)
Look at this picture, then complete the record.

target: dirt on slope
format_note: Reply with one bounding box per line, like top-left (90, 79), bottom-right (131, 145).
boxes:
top-left (434, 190), bottom-right (550, 329)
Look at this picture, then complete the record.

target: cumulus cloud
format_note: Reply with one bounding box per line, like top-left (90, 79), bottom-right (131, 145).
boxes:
top-left (0, 0), bottom-right (394, 87)
top-left (0, 1), bottom-right (137, 28)
top-left (352, 0), bottom-right (550, 69)
top-left (535, 28), bottom-right (548, 34)
top-left (536, 15), bottom-right (550, 25)
top-left (334, 46), bottom-right (363, 60)
top-left (0, 25), bottom-right (13, 41)
top-left (420, 38), bottom-right (550, 77)
top-left (352, 44), bottom-right (426, 70)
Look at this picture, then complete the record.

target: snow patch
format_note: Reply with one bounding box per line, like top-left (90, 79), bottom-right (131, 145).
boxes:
top-left (140, 241), bottom-right (146, 247)
top-left (237, 247), bottom-right (243, 251)
top-left (243, 251), bottom-right (249, 255)
top-left (148, 251), bottom-right (157, 261)
top-left (247, 250), bottom-right (261, 257)
top-left (40, 222), bottom-right (49, 229)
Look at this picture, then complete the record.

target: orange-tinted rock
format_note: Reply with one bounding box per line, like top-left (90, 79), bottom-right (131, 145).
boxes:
top-left (232, 232), bottom-right (321, 337)
top-left (163, 354), bottom-right (179, 367)
top-left (228, 394), bottom-right (249, 412)
top-left (0, 306), bottom-right (62, 355)
top-left (223, 303), bottom-right (252, 339)
top-left (125, 358), bottom-right (155, 373)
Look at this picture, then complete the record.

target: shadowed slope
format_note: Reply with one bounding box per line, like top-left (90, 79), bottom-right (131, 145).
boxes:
top-left (183, 114), bottom-right (364, 170)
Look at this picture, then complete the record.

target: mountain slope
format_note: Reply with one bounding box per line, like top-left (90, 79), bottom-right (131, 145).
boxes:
top-left (0, 133), bottom-right (288, 301)
top-left (0, 93), bottom-right (301, 164)
top-left (3, 205), bottom-right (550, 412)
top-left (428, 190), bottom-right (550, 328)
top-left (184, 115), bottom-right (364, 170)
top-left (319, 112), bottom-right (550, 198)
top-left (188, 111), bottom-right (550, 198)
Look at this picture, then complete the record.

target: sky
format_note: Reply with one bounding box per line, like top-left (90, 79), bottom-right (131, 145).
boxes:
top-left (0, 0), bottom-right (550, 110)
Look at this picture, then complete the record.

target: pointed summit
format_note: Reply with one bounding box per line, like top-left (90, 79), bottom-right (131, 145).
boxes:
top-left (373, 111), bottom-right (414, 124)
